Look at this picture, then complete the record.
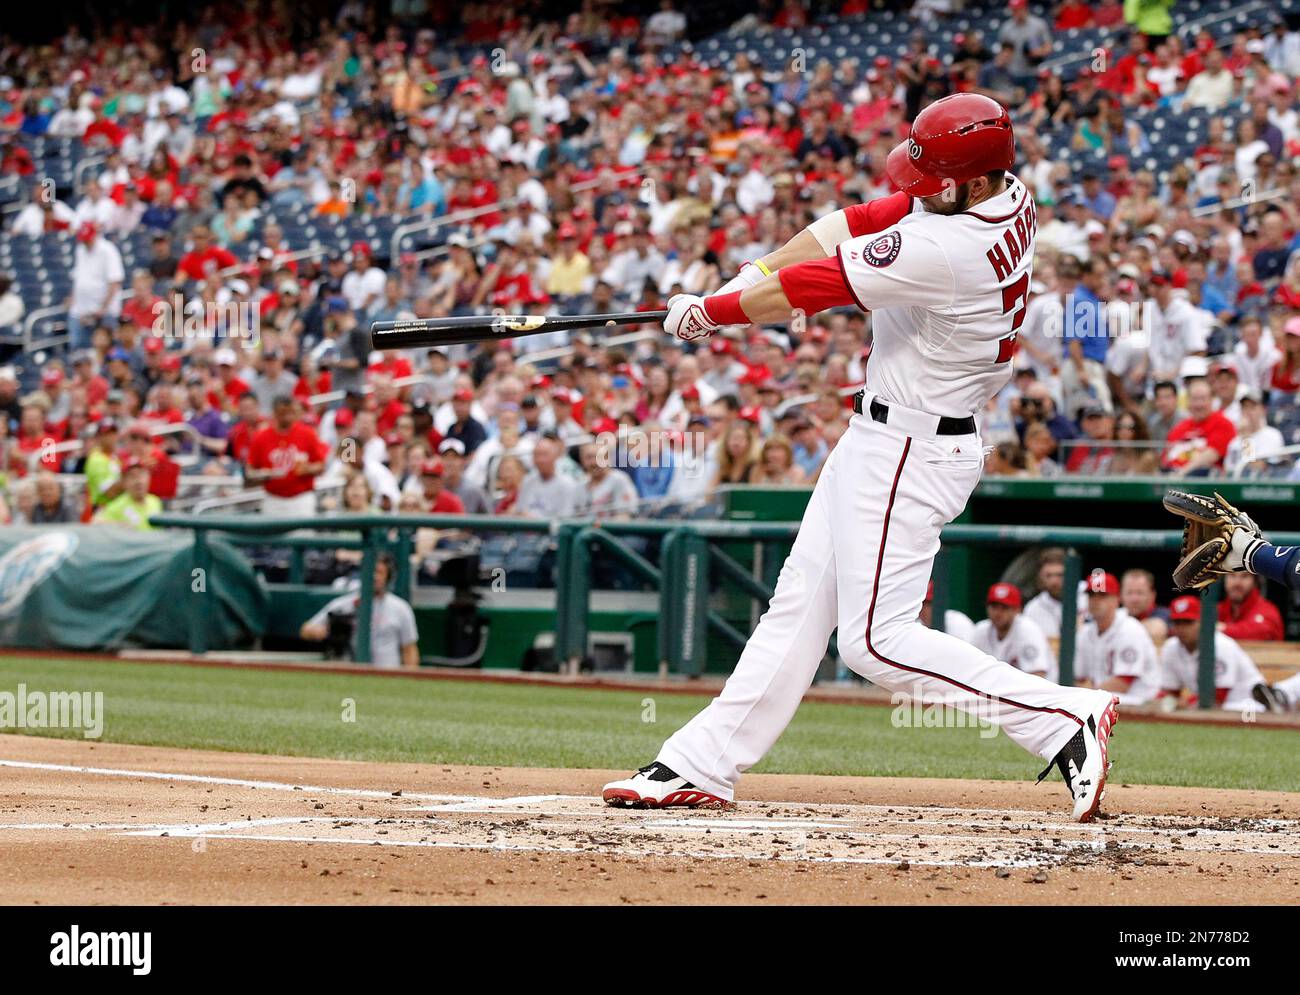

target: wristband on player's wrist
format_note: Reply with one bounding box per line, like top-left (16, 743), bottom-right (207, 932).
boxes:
top-left (737, 260), bottom-right (774, 286)
top-left (703, 291), bottom-right (748, 326)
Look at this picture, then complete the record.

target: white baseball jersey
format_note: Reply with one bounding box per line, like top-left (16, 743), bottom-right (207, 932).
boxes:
top-left (943, 609), bottom-right (975, 643)
top-left (1160, 632), bottom-right (1266, 712)
top-left (1023, 590), bottom-right (1062, 639)
top-left (652, 182), bottom-right (1111, 804)
top-left (837, 175), bottom-right (1036, 418)
top-left (970, 614), bottom-right (1056, 681)
top-left (1074, 610), bottom-right (1162, 705)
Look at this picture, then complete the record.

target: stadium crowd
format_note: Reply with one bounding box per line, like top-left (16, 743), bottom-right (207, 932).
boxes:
top-left (0, 0), bottom-right (1298, 537)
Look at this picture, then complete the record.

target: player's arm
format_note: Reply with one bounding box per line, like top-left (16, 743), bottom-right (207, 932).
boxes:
top-left (715, 192), bottom-right (914, 295)
top-left (1248, 540), bottom-right (1300, 590)
top-left (1097, 673), bottom-right (1136, 694)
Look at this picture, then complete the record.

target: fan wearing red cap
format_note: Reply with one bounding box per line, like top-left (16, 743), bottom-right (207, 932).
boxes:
top-left (969, 582), bottom-right (1055, 680)
top-left (1161, 595), bottom-right (1268, 712)
top-left (610, 91), bottom-right (1122, 825)
top-left (69, 216), bottom-right (125, 353)
top-left (416, 459), bottom-right (467, 514)
top-left (342, 241), bottom-right (386, 314)
top-left (1074, 571), bottom-right (1162, 705)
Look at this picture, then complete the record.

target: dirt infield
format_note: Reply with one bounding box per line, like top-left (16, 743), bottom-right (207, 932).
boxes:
top-left (0, 734), bottom-right (1296, 905)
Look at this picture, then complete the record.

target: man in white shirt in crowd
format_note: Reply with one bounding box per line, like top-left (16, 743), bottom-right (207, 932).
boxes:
top-left (644, 0), bottom-right (687, 44)
top-left (577, 437), bottom-right (639, 517)
top-left (1224, 389), bottom-right (1285, 475)
top-left (67, 222), bottom-right (124, 351)
top-left (10, 195), bottom-right (77, 237)
top-left (72, 178), bottom-right (117, 230)
top-left (1232, 316), bottom-right (1282, 392)
top-left (1074, 570), bottom-right (1162, 705)
top-left (1147, 272), bottom-right (1208, 383)
top-left (341, 242), bottom-right (387, 315)
top-left (667, 415), bottom-right (718, 507)
top-left (601, 226), bottom-right (665, 302)
top-left (516, 434), bottom-right (581, 519)
top-left (1160, 595), bottom-right (1267, 712)
top-left (969, 582), bottom-right (1056, 682)
top-left (1184, 47), bottom-right (1236, 111)
top-left (1023, 547), bottom-right (1068, 639)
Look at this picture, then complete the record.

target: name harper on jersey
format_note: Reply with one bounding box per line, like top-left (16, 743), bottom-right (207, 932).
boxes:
top-left (985, 200), bottom-right (1038, 282)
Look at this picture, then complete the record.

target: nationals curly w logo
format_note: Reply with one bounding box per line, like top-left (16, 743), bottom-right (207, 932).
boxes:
top-left (864, 230), bottom-right (902, 268)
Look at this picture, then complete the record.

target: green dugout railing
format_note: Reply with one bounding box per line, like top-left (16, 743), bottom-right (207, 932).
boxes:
top-left (152, 512), bottom-right (1299, 707)
top-left (151, 513), bottom-right (552, 663)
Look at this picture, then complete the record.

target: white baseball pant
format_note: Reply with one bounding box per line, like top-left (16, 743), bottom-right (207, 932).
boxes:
top-left (657, 396), bottom-right (1106, 800)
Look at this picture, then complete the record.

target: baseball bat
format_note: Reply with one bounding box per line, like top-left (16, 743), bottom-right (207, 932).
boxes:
top-left (370, 310), bottom-right (669, 349)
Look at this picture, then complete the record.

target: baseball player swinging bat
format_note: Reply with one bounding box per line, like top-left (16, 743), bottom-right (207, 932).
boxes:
top-left (602, 93), bottom-right (1120, 823)
top-left (370, 310), bottom-right (668, 349)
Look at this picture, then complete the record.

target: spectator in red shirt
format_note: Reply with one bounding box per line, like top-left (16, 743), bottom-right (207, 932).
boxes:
top-left (246, 395), bottom-right (328, 517)
top-left (11, 398), bottom-right (63, 475)
top-left (1218, 573), bottom-right (1284, 641)
top-left (226, 392), bottom-right (264, 465)
top-left (214, 348), bottom-right (251, 412)
top-left (371, 375), bottom-right (407, 435)
top-left (1055, 1), bottom-right (1094, 29)
top-left (416, 459), bottom-right (466, 513)
top-left (1160, 379), bottom-right (1236, 475)
top-left (120, 421), bottom-right (180, 499)
top-left (174, 225), bottom-right (238, 284)
top-left (70, 350), bottom-right (109, 409)
top-left (119, 271), bottom-right (162, 332)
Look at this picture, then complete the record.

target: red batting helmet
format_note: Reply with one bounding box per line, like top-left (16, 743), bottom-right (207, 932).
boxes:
top-left (887, 93), bottom-right (1016, 197)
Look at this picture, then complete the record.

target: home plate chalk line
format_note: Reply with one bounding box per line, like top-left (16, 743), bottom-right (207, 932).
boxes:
top-left (2, 759), bottom-right (1297, 869)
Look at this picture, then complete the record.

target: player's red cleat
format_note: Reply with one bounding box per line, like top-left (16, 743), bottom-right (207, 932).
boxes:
top-left (1038, 693), bottom-right (1119, 823)
top-left (602, 762), bottom-right (730, 808)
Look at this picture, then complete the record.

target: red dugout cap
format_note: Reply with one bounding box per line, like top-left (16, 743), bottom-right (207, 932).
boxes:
top-left (986, 582), bottom-right (1022, 608)
top-left (1086, 571), bottom-right (1121, 596)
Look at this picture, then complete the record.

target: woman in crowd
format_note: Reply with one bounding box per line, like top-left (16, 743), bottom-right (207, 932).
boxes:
top-left (1019, 424), bottom-right (1060, 478)
top-left (493, 455), bottom-right (527, 514)
top-left (1109, 410), bottom-right (1160, 475)
top-left (712, 419), bottom-right (761, 491)
top-left (749, 435), bottom-right (806, 486)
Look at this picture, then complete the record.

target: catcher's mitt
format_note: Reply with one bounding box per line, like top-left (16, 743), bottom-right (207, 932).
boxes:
top-left (1162, 490), bottom-right (1266, 590)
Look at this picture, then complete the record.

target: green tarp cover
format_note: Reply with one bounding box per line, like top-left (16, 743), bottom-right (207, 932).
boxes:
top-left (0, 526), bottom-right (266, 650)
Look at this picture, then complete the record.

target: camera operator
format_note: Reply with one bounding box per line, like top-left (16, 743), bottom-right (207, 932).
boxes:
top-left (299, 553), bottom-right (419, 669)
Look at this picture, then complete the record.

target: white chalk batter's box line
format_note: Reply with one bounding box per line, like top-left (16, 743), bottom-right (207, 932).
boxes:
top-left (2, 758), bottom-right (1296, 867)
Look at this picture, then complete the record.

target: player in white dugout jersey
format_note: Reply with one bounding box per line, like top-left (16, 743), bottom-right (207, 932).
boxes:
top-left (1160, 596), bottom-right (1267, 713)
top-left (1073, 571), bottom-right (1162, 706)
top-left (969, 582), bottom-right (1056, 682)
top-left (603, 94), bottom-right (1119, 823)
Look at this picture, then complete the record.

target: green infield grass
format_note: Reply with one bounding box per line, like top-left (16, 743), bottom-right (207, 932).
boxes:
top-left (0, 656), bottom-right (1294, 792)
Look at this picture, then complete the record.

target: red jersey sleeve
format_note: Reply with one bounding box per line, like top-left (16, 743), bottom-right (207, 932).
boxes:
top-left (777, 256), bottom-right (858, 314)
top-left (842, 192), bottom-right (914, 238)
